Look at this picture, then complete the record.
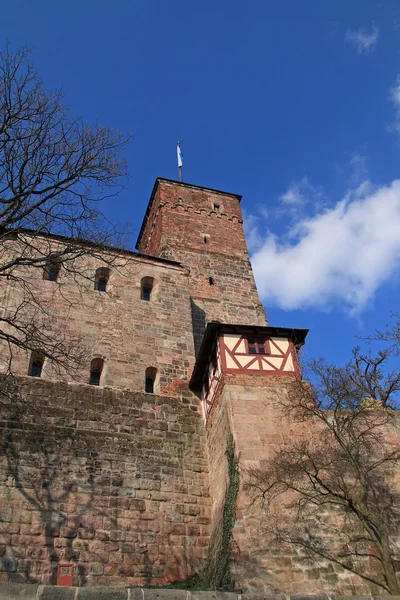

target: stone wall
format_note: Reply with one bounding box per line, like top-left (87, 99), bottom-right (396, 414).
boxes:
top-left (207, 377), bottom-right (400, 596)
top-left (0, 378), bottom-right (210, 587)
top-left (3, 583), bottom-right (391, 600)
top-left (0, 244), bottom-right (195, 394)
top-left (136, 180), bottom-right (266, 354)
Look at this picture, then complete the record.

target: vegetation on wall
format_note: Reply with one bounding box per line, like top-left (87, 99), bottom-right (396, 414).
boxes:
top-left (204, 432), bottom-right (240, 590)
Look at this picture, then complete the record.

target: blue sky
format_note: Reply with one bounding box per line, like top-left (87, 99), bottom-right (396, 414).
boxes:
top-left (2, 0), bottom-right (400, 365)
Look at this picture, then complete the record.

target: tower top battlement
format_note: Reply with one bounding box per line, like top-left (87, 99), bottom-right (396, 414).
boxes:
top-left (135, 178), bottom-right (246, 260)
top-left (136, 177), bottom-right (242, 252)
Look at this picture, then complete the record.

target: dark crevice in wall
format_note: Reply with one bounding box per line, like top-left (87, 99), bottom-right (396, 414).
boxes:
top-left (190, 298), bottom-right (206, 358)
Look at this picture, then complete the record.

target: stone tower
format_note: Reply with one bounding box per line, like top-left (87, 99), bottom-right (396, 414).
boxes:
top-left (137, 179), bottom-right (309, 591)
top-left (136, 178), bottom-right (266, 353)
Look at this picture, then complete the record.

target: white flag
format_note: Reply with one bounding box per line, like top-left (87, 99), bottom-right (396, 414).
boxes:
top-left (177, 143), bottom-right (183, 168)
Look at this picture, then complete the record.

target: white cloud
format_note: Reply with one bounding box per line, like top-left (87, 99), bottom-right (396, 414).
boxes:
top-left (345, 25), bottom-right (379, 54)
top-left (276, 177), bottom-right (327, 223)
top-left (349, 153), bottom-right (368, 185)
top-left (243, 211), bottom-right (264, 253)
top-left (250, 180), bottom-right (400, 313)
top-left (280, 179), bottom-right (308, 205)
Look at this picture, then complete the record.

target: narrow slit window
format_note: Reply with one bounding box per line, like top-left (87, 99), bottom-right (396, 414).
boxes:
top-left (141, 276), bottom-right (155, 302)
top-left (89, 358), bottom-right (104, 386)
top-left (142, 286), bottom-right (151, 301)
top-left (145, 377), bottom-right (154, 393)
top-left (209, 276), bottom-right (214, 286)
top-left (203, 235), bottom-right (208, 244)
top-left (29, 352), bottom-right (44, 377)
top-left (97, 278), bottom-right (107, 292)
top-left (94, 267), bottom-right (109, 292)
top-left (145, 367), bottom-right (158, 394)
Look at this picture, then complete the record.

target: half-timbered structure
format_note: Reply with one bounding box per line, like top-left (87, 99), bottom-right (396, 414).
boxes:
top-left (190, 323), bottom-right (308, 420)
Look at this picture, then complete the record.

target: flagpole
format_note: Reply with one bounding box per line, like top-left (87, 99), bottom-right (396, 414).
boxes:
top-left (177, 142), bottom-right (183, 182)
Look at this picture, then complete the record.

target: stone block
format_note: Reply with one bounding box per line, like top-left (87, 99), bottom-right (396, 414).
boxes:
top-left (241, 596), bottom-right (286, 600)
top-left (77, 589), bottom-right (128, 599)
top-left (290, 596), bottom-right (329, 600)
top-left (38, 585), bottom-right (76, 599)
top-left (130, 591), bottom-right (189, 600)
top-left (191, 593), bottom-right (238, 600)
top-left (0, 582), bottom-right (38, 599)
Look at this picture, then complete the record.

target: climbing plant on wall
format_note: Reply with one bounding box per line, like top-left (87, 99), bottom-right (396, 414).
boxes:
top-left (204, 432), bottom-right (240, 590)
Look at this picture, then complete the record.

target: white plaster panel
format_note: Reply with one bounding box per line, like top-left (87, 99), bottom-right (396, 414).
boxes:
top-left (246, 361), bottom-right (260, 370)
top-left (271, 337), bottom-right (289, 353)
top-left (236, 340), bottom-right (246, 353)
top-left (223, 333), bottom-right (241, 350)
top-left (225, 353), bottom-right (238, 369)
top-left (285, 355), bottom-right (295, 371)
top-left (261, 357), bottom-right (283, 369)
top-left (236, 355), bottom-right (256, 368)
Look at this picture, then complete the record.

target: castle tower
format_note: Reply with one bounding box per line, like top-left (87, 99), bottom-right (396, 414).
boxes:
top-left (137, 179), bottom-right (308, 590)
top-left (136, 178), bottom-right (267, 353)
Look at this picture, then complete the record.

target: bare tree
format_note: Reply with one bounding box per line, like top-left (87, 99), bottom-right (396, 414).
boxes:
top-left (367, 313), bottom-right (400, 357)
top-left (246, 346), bottom-right (400, 594)
top-left (0, 43), bottom-right (131, 379)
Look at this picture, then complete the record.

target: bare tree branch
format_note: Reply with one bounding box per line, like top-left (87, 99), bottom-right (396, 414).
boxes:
top-left (246, 342), bottom-right (400, 594)
top-left (0, 43), bottom-right (132, 381)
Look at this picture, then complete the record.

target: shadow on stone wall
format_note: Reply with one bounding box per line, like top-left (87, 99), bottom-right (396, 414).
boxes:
top-left (0, 398), bottom-right (105, 586)
top-left (0, 376), bottom-right (211, 587)
top-left (190, 299), bottom-right (206, 358)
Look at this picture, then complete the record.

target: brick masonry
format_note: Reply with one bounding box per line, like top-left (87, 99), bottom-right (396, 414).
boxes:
top-left (136, 180), bottom-right (266, 354)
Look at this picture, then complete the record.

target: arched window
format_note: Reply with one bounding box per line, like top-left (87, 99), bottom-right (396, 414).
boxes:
top-left (94, 267), bottom-right (110, 292)
top-left (141, 276), bottom-right (155, 302)
top-left (145, 367), bottom-right (158, 394)
top-left (43, 260), bottom-right (60, 282)
top-left (28, 352), bottom-right (44, 378)
top-left (89, 358), bottom-right (104, 386)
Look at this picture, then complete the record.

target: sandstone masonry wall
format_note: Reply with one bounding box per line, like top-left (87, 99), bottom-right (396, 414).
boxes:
top-left (0, 378), bottom-right (210, 587)
top-left (209, 377), bottom-right (400, 596)
top-left (0, 247), bottom-right (195, 393)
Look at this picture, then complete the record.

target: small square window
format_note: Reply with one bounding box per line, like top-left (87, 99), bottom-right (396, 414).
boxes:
top-left (246, 337), bottom-right (270, 355)
top-left (44, 262), bottom-right (60, 282)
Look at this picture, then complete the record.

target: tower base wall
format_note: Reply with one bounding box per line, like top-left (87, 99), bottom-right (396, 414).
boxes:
top-left (205, 377), bottom-right (400, 595)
